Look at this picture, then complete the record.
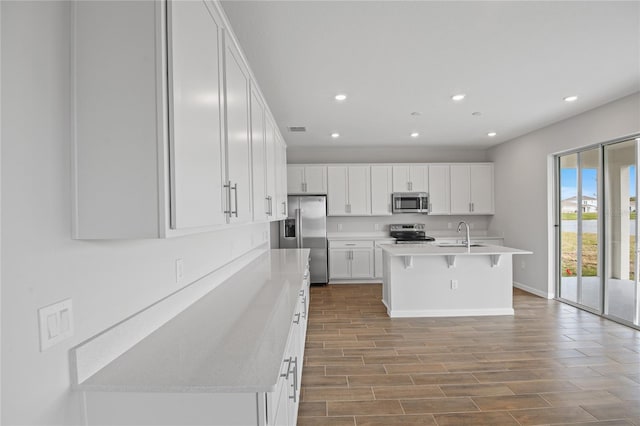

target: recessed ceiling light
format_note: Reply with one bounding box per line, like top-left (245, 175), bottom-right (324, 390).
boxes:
top-left (334, 94), bottom-right (347, 101)
top-left (563, 95), bottom-right (578, 102)
top-left (331, 133), bottom-right (340, 139)
top-left (410, 132), bottom-right (419, 138)
top-left (451, 94), bottom-right (466, 101)
top-left (487, 132), bottom-right (497, 137)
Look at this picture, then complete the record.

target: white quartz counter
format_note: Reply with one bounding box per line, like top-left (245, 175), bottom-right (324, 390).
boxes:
top-left (75, 249), bottom-right (310, 393)
top-left (381, 243), bottom-right (531, 256)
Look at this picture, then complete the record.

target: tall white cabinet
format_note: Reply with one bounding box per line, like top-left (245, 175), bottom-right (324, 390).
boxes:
top-left (327, 166), bottom-right (371, 216)
top-left (224, 38), bottom-right (252, 224)
top-left (71, 0), bottom-right (287, 238)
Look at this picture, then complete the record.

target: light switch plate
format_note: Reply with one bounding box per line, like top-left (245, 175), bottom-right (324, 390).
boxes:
top-left (38, 298), bottom-right (74, 351)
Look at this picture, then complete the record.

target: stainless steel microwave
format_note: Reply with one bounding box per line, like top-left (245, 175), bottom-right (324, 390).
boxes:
top-left (392, 192), bottom-right (429, 214)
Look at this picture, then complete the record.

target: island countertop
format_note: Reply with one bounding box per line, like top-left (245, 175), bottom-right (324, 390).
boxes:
top-left (381, 243), bottom-right (532, 256)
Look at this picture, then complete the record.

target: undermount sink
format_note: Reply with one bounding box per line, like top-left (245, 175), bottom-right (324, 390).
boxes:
top-left (437, 243), bottom-right (484, 248)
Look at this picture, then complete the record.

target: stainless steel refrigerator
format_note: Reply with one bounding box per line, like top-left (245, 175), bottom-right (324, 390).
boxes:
top-left (280, 195), bottom-right (328, 284)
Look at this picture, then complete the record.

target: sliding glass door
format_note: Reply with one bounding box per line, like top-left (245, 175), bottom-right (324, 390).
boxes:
top-left (558, 148), bottom-right (601, 312)
top-left (604, 139), bottom-right (639, 325)
top-left (557, 136), bottom-right (640, 329)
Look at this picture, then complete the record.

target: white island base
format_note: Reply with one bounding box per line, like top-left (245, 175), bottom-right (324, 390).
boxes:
top-left (381, 244), bottom-right (532, 318)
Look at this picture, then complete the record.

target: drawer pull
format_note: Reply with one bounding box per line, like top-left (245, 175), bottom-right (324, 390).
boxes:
top-left (293, 313), bottom-right (301, 324)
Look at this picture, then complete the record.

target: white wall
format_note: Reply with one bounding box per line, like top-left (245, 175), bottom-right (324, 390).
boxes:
top-left (1, 2), bottom-right (268, 424)
top-left (488, 92), bottom-right (640, 297)
top-left (287, 146), bottom-right (488, 164)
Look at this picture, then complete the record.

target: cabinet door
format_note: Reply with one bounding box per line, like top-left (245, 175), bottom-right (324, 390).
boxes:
top-left (410, 165), bottom-right (429, 192)
top-left (392, 166), bottom-right (411, 192)
top-left (371, 166), bottom-right (392, 216)
top-left (327, 166), bottom-right (348, 215)
top-left (168, 0), bottom-right (226, 229)
top-left (469, 164), bottom-right (494, 214)
top-left (329, 249), bottom-right (351, 278)
top-left (250, 89), bottom-right (267, 221)
top-left (265, 117), bottom-right (277, 220)
top-left (304, 166), bottom-right (327, 194)
top-left (450, 165), bottom-right (471, 214)
top-left (224, 38), bottom-right (252, 223)
top-left (350, 249), bottom-right (373, 278)
top-left (287, 166), bottom-right (305, 194)
top-left (275, 136), bottom-right (288, 219)
top-left (347, 166), bottom-right (371, 215)
top-left (428, 164), bottom-right (450, 214)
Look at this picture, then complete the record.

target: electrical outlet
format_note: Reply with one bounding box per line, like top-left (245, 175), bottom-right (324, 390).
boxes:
top-left (176, 258), bottom-right (184, 283)
top-left (38, 299), bottom-right (74, 351)
top-left (337, 223), bottom-right (343, 231)
top-left (469, 222), bottom-right (475, 229)
top-left (374, 223), bottom-right (380, 231)
top-left (450, 279), bottom-right (458, 290)
top-left (447, 222), bottom-right (452, 229)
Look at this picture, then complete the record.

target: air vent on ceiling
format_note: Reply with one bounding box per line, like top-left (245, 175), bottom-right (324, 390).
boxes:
top-left (287, 126), bottom-right (307, 133)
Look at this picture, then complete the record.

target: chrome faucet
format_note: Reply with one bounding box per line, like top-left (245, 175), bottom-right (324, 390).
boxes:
top-left (457, 221), bottom-right (471, 250)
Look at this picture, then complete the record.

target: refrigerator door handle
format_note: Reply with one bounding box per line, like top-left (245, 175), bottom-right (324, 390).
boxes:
top-left (296, 208), bottom-right (303, 248)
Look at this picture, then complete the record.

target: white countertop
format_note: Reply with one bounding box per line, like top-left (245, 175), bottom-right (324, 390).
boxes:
top-left (75, 249), bottom-right (310, 393)
top-left (381, 243), bottom-right (531, 256)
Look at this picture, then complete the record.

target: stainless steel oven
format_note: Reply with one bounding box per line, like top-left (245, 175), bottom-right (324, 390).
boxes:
top-left (392, 192), bottom-right (429, 214)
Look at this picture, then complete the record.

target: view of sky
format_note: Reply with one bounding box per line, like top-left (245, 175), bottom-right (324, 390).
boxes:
top-left (561, 166), bottom-right (636, 200)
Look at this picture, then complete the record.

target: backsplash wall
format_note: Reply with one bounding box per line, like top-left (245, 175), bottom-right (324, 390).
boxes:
top-left (326, 214), bottom-right (494, 235)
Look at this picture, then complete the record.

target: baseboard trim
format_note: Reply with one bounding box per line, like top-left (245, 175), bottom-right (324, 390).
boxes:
top-left (388, 308), bottom-right (514, 318)
top-left (513, 281), bottom-right (554, 299)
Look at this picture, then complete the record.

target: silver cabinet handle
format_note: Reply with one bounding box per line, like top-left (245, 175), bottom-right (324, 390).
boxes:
top-left (345, 243), bottom-right (356, 246)
top-left (471, 202), bottom-right (475, 212)
top-left (265, 196), bottom-right (272, 215)
top-left (223, 181), bottom-right (232, 216)
top-left (280, 357), bottom-right (292, 378)
top-left (282, 201), bottom-right (286, 215)
top-left (469, 202), bottom-right (472, 212)
top-left (231, 183), bottom-right (238, 217)
top-left (288, 357), bottom-right (298, 402)
top-left (301, 296), bottom-right (307, 319)
top-left (293, 312), bottom-right (301, 324)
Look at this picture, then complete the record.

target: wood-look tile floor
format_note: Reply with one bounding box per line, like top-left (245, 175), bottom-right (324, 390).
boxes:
top-left (299, 285), bottom-right (640, 426)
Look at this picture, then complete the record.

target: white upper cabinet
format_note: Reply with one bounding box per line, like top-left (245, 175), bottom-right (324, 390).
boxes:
top-left (370, 165), bottom-right (393, 216)
top-left (72, 0), bottom-right (287, 238)
top-left (168, 0), bottom-right (227, 230)
top-left (265, 116), bottom-right (278, 220)
top-left (250, 88), bottom-right (268, 221)
top-left (428, 164), bottom-right (450, 215)
top-left (450, 164), bottom-right (494, 214)
top-left (224, 37), bottom-right (252, 224)
top-left (327, 166), bottom-right (371, 216)
top-left (287, 165), bottom-right (327, 194)
top-left (274, 134), bottom-right (288, 219)
top-left (392, 165), bottom-right (428, 192)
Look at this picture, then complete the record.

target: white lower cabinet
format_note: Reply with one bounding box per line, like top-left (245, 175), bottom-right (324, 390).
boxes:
top-left (329, 241), bottom-right (374, 279)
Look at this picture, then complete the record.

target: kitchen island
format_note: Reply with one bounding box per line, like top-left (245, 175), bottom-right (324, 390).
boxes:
top-left (381, 244), bottom-right (531, 317)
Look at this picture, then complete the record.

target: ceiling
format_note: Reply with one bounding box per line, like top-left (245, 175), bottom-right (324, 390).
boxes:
top-left (220, 1), bottom-right (640, 149)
